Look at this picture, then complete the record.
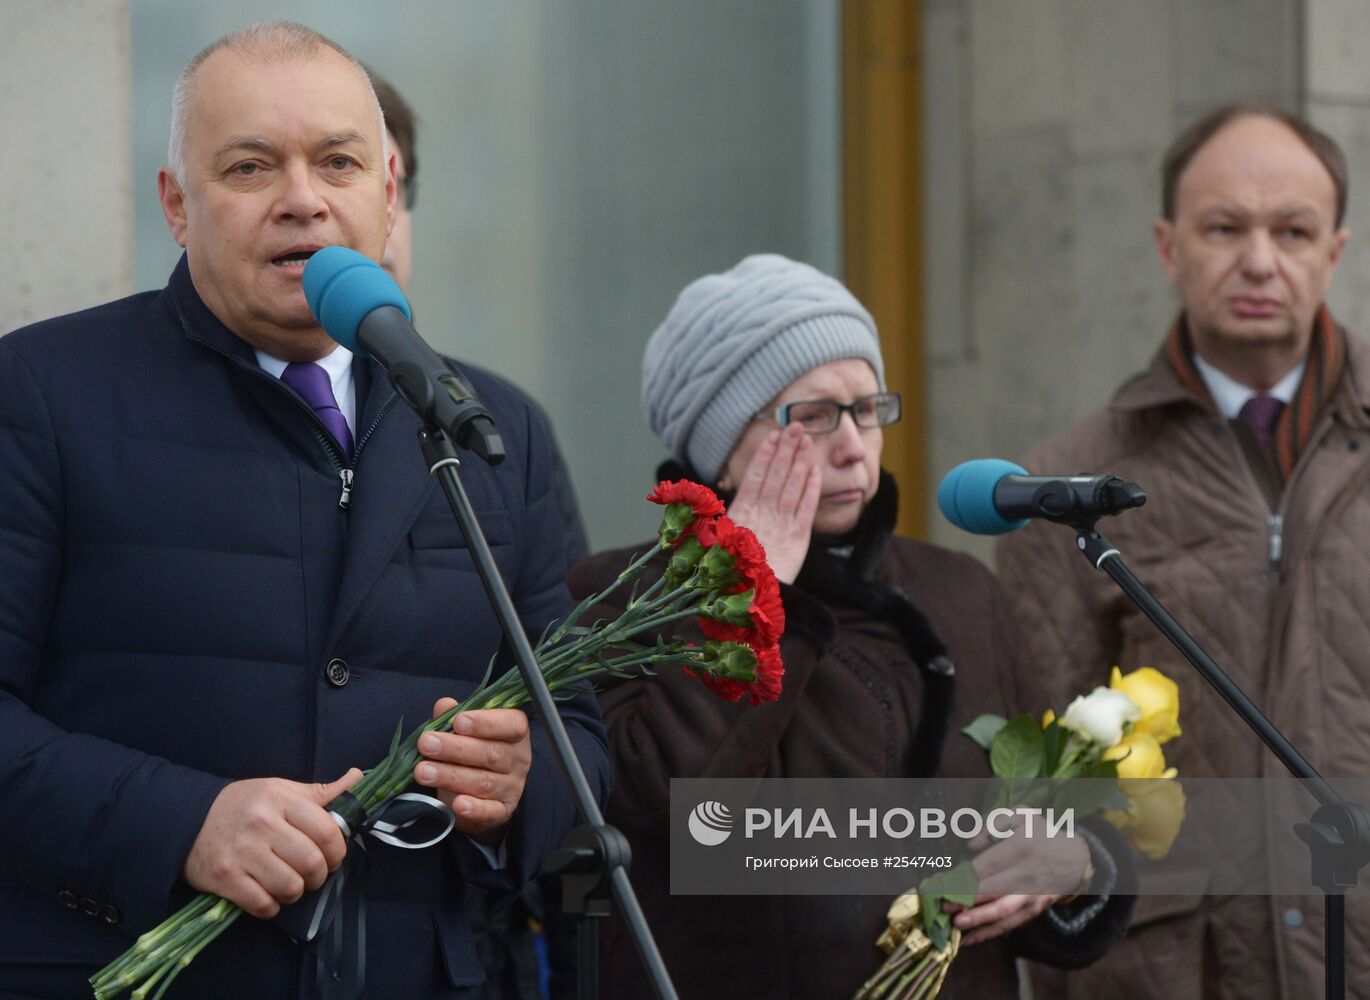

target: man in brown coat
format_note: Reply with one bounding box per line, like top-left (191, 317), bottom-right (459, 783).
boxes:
top-left (997, 105), bottom-right (1370, 998)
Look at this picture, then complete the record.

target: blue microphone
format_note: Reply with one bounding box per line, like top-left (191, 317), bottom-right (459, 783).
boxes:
top-left (302, 245), bottom-right (411, 353)
top-left (937, 459), bottom-right (1146, 535)
top-left (302, 247), bottom-right (504, 464)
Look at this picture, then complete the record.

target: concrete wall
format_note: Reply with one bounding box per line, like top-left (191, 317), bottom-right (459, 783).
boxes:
top-left (1307, 0), bottom-right (1370, 336)
top-left (923, 0), bottom-right (1304, 561)
top-left (1, 0), bottom-right (132, 334)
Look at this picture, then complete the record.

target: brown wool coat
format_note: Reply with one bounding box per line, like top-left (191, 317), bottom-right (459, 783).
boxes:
top-left (997, 332), bottom-right (1370, 1000)
top-left (572, 492), bottom-right (1130, 1000)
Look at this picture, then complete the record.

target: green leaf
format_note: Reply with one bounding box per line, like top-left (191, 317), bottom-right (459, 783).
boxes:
top-left (1042, 721), bottom-right (1065, 774)
top-left (476, 652), bottom-right (498, 693)
top-left (962, 714), bottom-right (1008, 751)
top-left (388, 719), bottom-right (404, 758)
top-left (989, 714), bottom-right (1046, 779)
top-left (920, 860), bottom-right (979, 907)
top-left (924, 910), bottom-right (951, 952)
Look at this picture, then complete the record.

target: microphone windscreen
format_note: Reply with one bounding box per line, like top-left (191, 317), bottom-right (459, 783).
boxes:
top-left (302, 246), bottom-right (411, 356)
top-left (936, 458), bottom-right (1031, 535)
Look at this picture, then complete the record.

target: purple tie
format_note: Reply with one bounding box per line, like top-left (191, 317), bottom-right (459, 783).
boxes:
top-left (1238, 393), bottom-right (1285, 448)
top-left (281, 362), bottom-right (354, 458)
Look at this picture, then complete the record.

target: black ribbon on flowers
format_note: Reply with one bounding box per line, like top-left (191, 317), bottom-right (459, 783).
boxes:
top-left (272, 790), bottom-right (457, 1000)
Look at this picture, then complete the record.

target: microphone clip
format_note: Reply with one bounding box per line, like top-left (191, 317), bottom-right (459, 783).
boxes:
top-left (1030, 475), bottom-right (1147, 528)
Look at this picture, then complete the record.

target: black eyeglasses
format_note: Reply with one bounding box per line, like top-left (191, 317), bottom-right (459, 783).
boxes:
top-left (753, 391), bottom-right (902, 435)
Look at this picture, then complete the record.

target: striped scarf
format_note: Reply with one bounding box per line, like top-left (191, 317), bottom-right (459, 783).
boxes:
top-left (1164, 306), bottom-right (1346, 480)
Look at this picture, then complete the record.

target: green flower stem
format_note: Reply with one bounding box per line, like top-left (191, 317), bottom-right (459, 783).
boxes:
top-left (147, 907), bottom-right (241, 1000)
top-left (892, 953), bottom-right (934, 999)
top-left (95, 893), bottom-right (214, 989)
top-left (856, 946), bottom-right (915, 1000)
top-left (129, 901), bottom-right (229, 980)
top-left (94, 518), bottom-right (745, 1000)
top-left (531, 590), bottom-right (688, 672)
top-left (127, 958), bottom-right (172, 1000)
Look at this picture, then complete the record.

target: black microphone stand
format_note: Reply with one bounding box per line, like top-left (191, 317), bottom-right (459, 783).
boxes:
top-left (1066, 515), bottom-right (1370, 1000)
top-left (416, 425), bottom-right (678, 1000)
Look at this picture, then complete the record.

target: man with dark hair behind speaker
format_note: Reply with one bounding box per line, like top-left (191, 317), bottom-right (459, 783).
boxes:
top-left (998, 104), bottom-right (1368, 998)
top-left (369, 69), bottom-right (590, 573)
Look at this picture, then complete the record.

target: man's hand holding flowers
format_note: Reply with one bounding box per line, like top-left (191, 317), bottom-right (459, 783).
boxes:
top-left (96, 481), bottom-right (786, 1000)
top-left (182, 768), bottom-right (364, 919)
top-left (414, 698), bottom-right (532, 843)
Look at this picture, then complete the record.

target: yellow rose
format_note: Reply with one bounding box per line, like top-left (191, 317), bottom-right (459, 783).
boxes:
top-left (1042, 708), bottom-right (1056, 729)
top-left (1121, 777), bottom-right (1186, 859)
top-left (1110, 666), bottom-right (1181, 745)
top-left (1103, 731), bottom-right (1167, 780)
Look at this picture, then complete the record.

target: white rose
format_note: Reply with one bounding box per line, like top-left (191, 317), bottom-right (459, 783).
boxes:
top-left (1060, 686), bottom-right (1140, 746)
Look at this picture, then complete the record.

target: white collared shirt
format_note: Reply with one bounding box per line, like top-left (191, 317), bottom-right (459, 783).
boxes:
top-left (1192, 352), bottom-right (1306, 420)
top-left (255, 344), bottom-right (357, 437)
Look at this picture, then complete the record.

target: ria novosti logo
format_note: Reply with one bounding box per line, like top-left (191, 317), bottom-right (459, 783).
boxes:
top-left (687, 800), bottom-right (734, 846)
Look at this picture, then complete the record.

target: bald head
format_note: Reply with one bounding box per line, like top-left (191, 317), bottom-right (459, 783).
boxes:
top-left (168, 21), bottom-right (386, 183)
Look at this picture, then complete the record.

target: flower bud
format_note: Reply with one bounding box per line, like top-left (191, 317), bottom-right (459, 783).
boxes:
top-left (657, 503), bottom-right (697, 546)
top-left (665, 535), bottom-right (708, 585)
top-left (701, 589), bottom-right (757, 628)
top-left (695, 544), bottom-right (741, 591)
top-left (702, 640), bottom-right (759, 681)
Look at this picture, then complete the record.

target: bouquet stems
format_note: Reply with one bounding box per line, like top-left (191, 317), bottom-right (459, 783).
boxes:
top-left (93, 517), bottom-right (775, 1000)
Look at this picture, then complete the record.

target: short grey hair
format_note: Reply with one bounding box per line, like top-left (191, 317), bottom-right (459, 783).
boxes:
top-left (167, 20), bottom-right (387, 183)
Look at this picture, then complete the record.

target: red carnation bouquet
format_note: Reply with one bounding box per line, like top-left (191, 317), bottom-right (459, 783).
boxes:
top-left (93, 482), bottom-right (782, 1000)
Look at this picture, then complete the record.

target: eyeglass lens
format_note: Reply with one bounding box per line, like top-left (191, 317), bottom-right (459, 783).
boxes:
top-left (782, 393), bottom-right (901, 433)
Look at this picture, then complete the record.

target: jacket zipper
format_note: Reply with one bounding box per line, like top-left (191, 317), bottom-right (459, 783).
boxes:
top-left (169, 311), bottom-right (402, 511)
top-left (311, 392), bottom-right (401, 510)
top-left (1224, 431), bottom-right (1278, 568)
top-left (1266, 513), bottom-right (1282, 568)
top-left (1227, 414), bottom-right (1334, 571)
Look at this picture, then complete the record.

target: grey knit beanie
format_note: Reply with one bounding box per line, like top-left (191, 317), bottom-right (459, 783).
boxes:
top-left (642, 254), bottom-right (885, 482)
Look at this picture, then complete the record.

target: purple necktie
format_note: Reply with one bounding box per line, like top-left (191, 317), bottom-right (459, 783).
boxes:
top-left (1238, 393), bottom-right (1285, 449)
top-left (281, 362), bottom-right (354, 458)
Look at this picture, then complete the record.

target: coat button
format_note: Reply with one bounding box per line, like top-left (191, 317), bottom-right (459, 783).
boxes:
top-left (1284, 907), bottom-right (1304, 928)
top-left (80, 897), bottom-right (99, 917)
top-left (59, 890), bottom-right (78, 909)
top-left (99, 904), bottom-right (121, 925)
top-left (325, 658), bottom-right (350, 687)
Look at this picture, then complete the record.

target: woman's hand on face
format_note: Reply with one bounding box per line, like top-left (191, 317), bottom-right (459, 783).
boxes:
top-left (942, 819), bottom-right (1092, 946)
top-left (726, 423), bottom-right (821, 584)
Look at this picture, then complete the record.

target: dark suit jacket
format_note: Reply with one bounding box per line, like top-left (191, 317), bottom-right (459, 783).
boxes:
top-left (0, 256), bottom-right (609, 999)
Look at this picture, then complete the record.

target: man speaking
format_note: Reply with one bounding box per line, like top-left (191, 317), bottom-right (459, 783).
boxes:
top-left (0, 21), bottom-right (608, 999)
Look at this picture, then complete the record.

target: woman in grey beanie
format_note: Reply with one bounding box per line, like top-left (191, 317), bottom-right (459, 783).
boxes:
top-left (567, 255), bottom-right (1133, 999)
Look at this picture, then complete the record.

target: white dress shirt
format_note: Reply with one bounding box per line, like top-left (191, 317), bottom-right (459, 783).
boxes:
top-left (1192, 352), bottom-right (1305, 420)
top-left (255, 344), bottom-right (358, 437)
